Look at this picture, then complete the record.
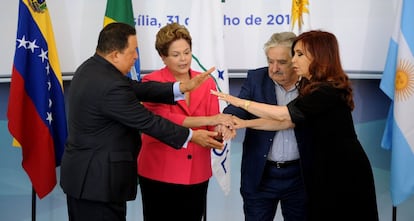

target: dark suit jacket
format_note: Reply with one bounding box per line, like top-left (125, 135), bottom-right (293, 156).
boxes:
top-left (223, 67), bottom-right (278, 194)
top-left (60, 54), bottom-right (189, 203)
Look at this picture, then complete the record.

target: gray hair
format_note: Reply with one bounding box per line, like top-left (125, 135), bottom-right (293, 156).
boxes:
top-left (263, 32), bottom-right (296, 56)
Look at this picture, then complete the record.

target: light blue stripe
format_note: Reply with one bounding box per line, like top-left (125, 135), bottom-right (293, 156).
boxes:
top-left (380, 39), bottom-right (398, 99)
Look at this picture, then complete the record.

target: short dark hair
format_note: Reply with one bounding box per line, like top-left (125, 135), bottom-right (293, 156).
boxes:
top-left (96, 22), bottom-right (136, 55)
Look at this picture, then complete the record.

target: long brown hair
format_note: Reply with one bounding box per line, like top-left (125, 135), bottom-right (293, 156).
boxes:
top-left (293, 30), bottom-right (354, 110)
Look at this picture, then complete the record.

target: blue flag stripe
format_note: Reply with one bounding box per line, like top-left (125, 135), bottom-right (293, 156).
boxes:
top-left (14, 3), bottom-right (63, 131)
top-left (381, 39), bottom-right (398, 99)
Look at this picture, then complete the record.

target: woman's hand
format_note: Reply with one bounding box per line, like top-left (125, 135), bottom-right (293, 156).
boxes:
top-left (210, 90), bottom-right (243, 107)
top-left (215, 124), bottom-right (237, 141)
top-left (231, 115), bottom-right (248, 129)
top-left (209, 113), bottom-right (234, 128)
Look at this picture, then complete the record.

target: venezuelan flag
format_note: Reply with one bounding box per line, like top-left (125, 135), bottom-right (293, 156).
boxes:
top-left (7, 0), bottom-right (67, 199)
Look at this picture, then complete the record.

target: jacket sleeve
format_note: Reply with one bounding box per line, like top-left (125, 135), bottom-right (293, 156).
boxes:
top-left (129, 78), bottom-right (176, 104)
top-left (102, 79), bottom-right (189, 149)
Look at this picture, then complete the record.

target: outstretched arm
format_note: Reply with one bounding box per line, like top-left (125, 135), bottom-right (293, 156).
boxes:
top-left (211, 90), bottom-right (291, 121)
top-left (182, 113), bottom-right (234, 128)
top-left (232, 116), bottom-right (294, 131)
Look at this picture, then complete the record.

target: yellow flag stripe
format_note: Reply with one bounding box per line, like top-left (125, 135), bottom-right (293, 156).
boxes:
top-left (104, 16), bottom-right (117, 27)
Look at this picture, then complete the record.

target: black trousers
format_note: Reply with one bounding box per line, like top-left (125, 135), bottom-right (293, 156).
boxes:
top-left (66, 195), bottom-right (126, 221)
top-left (139, 175), bottom-right (209, 221)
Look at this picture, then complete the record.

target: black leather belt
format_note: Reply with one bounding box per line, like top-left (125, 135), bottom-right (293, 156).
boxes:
top-left (267, 159), bottom-right (300, 168)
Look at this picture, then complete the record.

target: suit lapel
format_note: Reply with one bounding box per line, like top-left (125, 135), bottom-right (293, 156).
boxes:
top-left (263, 74), bottom-right (278, 105)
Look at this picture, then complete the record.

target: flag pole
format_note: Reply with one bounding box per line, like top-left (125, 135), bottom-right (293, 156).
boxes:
top-left (392, 206), bottom-right (396, 221)
top-left (32, 187), bottom-right (36, 221)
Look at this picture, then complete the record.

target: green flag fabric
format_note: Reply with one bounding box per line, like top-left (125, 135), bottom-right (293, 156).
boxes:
top-left (104, 0), bottom-right (134, 27)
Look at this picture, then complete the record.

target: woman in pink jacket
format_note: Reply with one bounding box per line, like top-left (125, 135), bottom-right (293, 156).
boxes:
top-left (137, 23), bottom-right (234, 221)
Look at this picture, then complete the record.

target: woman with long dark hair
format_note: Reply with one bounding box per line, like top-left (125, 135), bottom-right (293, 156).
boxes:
top-left (212, 30), bottom-right (379, 221)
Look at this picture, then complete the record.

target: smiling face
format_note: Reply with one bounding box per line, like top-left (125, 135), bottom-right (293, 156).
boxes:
top-left (161, 39), bottom-right (192, 76)
top-left (292, 40), bottom-right (313, 80)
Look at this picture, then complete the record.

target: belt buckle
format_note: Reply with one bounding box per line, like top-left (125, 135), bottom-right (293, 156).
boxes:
top-left (276, 162), bottom-right (282, 168)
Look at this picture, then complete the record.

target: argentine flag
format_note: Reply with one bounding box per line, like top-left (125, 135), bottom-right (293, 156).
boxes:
top-left (380, 0), bottom-right (414, 206)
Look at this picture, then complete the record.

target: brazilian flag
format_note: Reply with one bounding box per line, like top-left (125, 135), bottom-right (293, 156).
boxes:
top-left (104, 0), bottom-right (140, 80)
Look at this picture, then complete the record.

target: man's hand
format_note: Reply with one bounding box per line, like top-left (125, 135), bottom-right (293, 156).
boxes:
top-left (191, 129), bottom-right (224, 150)
top-left (179, 67), bottom-right (215, 93)
top-left (215, 124), bottom-right (236, 141)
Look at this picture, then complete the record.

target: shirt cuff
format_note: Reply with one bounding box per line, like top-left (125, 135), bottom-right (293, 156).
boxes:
top-left (182, 129), bottom-right (192, 149)
top-left (173, 82), bottom-right (185, 101)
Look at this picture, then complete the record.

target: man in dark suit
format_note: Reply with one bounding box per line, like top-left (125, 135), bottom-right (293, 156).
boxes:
top-left (223, 32), bottom-right (307, 221)
top-left (60, 22), bottom-right (224, 221)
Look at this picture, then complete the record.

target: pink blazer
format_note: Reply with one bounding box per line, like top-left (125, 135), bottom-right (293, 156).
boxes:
top-left (137, 67), bottom-right (219, 184)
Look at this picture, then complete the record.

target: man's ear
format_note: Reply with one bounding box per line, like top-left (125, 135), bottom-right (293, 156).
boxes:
top-left (108, 50), bottom-right (120, 64)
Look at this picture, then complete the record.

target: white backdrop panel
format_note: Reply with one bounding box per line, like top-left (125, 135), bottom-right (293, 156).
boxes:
top-left (0, 0), bottom-right (397, 76)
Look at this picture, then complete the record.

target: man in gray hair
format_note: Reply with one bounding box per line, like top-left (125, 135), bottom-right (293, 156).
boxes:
top-left (224, 32), bottom-right (307, 221)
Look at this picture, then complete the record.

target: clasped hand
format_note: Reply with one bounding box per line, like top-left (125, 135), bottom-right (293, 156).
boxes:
top-left (211, 113), bottom-right (236, 141)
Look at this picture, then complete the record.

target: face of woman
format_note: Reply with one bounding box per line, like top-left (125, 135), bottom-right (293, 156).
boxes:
top-left (292, 40), bottom-right (312, 79)
top-left (161, 39), bottom-right (192, 76)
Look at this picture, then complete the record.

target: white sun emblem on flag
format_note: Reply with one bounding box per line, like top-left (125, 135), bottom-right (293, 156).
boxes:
top-left (395, 59), bottom-right (414, 102)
